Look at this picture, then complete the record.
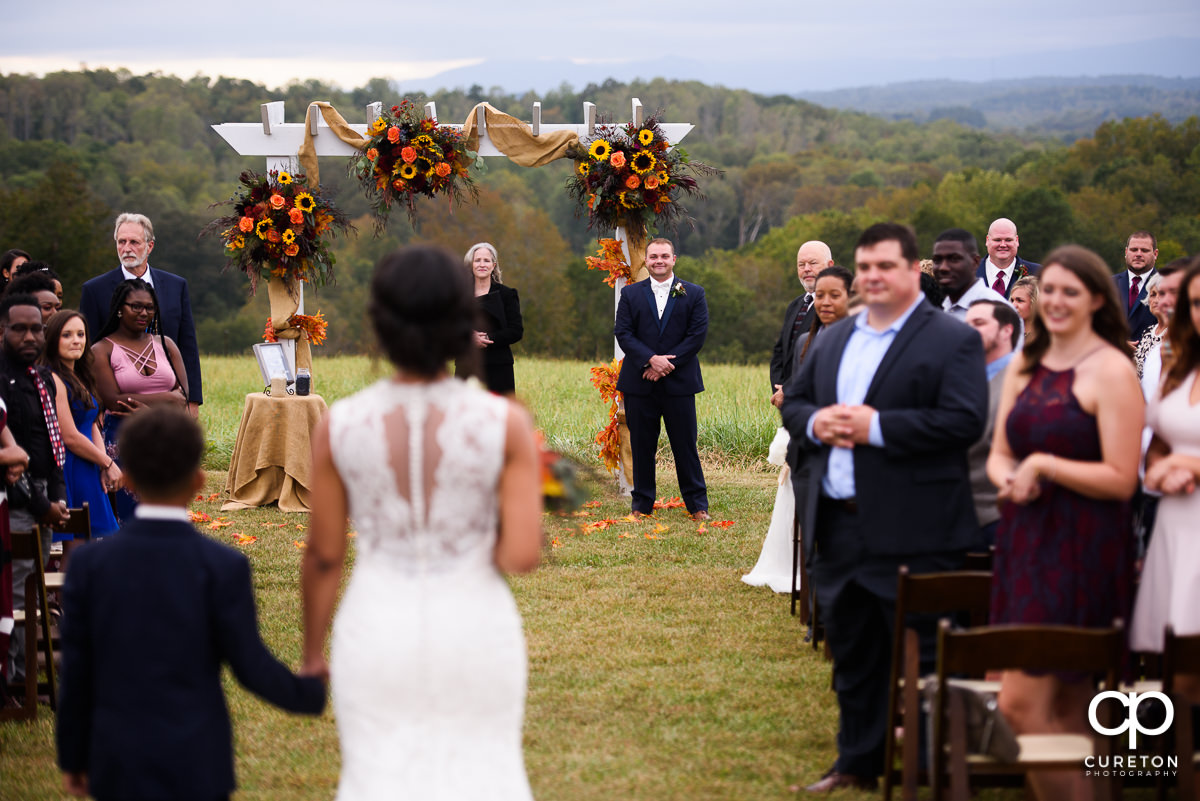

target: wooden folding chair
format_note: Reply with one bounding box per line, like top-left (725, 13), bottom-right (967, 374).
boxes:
top-left (1161, 626), bottom-right (1200, 801)
top-left (0, 552), bottom-right (38, 722)
top-left (6, 527), bottom-right (56, 714)
top-left (883, 567), bottom-right (993, 801)
top-left (930, 619), bottom-right (1125, 801)
top-left (44, 503), bottom-right (91, 596)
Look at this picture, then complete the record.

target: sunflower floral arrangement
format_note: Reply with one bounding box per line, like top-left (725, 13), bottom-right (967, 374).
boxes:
top-left (352, 99), bottom-right (479, 228)
top-left (567, 115), bottom-right (717, 233)
top-left (205, 170), bottom-right (351, 292)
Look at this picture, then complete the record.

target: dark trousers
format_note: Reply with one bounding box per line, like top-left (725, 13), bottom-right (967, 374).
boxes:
top-left (810, 498), bottom-right (962, 778)
top-left (624, 389), bottom-right (707, 514)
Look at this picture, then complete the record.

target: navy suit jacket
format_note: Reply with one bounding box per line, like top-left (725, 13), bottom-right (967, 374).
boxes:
top-left (78, 267), bottom-right (203, 404)
top-left (974, 256), bottom-right (1041, 300)
top-left (780, 300), bottom-right (988, 564)
top-left (1113, 269), bottom-right (1157, 341)
top-left (614, 277), bottom-right (707, 396)
top-left (56, 518), bottom-right (325, 801)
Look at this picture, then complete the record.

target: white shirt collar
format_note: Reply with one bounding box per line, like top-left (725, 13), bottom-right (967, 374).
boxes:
top-left (134, 504), bottom-right (191, 523)
top-left (121, 264), bottom-right (153, 286)
top-left (650, 274), bottom-right (674, 292)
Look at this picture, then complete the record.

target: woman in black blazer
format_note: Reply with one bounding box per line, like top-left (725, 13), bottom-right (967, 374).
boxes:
top-left (462, 242), bottom-right (523, 394)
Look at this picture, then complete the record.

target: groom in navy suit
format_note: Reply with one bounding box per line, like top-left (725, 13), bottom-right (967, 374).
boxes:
top-left (78, 213), bottom-right (203, 413)
top-left (1113, 230), bottom-right (1159, 341)
top-left (782, 222), bottom-right (987, 791)
top-left (614, 238), bottom-right (710, 519)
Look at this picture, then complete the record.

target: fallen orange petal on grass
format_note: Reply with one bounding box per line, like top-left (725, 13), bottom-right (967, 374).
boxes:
top-left (206, 493), bottom-right (219, 501)
top-left (232, 534), bottom-right (257, 545)
top-left (208, 520), bottom-right (232, 530)
top-left (644, 533), bottom-right (658, 540)
top-left (295, 524), bottom-right (306, 530)
top-left (294, 540), bottom-right (307, 549)
top-left (696, 525), bottom-right (708, 534)
top-left (711, 520), bottom-right (735, 528)
top-left (550, 537), bottom-right (562, 548)
top-left (347, 531), bottom-right (357, 537)
top-left (189, 511), bottom-right (211, 523)
top-left (652, 523), bottom-right (669, 534)
top-left (653, 497), bottom-right (685, 509)
top-left (583, 501), bottom-right (601, 509)
top-left (618, 533), bottom-right (632, 539)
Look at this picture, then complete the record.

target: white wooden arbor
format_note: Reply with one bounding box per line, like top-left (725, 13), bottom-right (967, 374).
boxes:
top-left (212, 99), bottom-right (694, 491)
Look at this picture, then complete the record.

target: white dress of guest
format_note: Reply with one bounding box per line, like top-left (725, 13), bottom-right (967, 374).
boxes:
top-left (1130, 368), bottom-right (1200, 651)
top-left (327, 377), bottom-right (533, 800)
top-left (742, 426), bottom-right (800, 593)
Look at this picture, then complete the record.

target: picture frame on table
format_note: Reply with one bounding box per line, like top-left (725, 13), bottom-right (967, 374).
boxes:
top-left (252, 342), bottom-right (294, 389)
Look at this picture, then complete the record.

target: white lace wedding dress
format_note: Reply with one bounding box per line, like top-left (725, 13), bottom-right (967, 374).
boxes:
top-left (327, 377), bottom-right (534, 800)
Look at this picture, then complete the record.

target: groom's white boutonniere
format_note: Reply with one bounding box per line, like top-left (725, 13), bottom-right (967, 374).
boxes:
top-left (671, 282), bottom-right (686, 298)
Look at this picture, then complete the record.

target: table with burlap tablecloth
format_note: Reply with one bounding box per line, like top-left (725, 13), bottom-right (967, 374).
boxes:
top-left (222, 393), bottom-right (326, 513)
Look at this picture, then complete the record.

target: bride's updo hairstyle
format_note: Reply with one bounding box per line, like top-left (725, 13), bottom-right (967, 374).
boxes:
top-left (369, 245), bottom-right (479, 378)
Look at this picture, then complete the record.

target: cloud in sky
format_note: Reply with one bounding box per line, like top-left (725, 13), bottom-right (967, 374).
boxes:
top-left (4, 1), bottom-right (1198, 91)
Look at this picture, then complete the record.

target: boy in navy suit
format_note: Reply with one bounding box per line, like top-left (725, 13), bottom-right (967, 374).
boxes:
top-left (56, 406), bottom-right (325, 801)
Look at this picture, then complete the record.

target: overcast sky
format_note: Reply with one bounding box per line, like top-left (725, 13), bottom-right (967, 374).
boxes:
top-left (4, 1), bottom-right (1199, 93)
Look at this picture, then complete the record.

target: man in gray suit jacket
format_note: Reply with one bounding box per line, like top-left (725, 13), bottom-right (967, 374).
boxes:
top-left (962, 299), bottom-right (1019, 547)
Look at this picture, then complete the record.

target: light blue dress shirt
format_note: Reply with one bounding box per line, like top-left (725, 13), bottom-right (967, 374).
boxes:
top-left (986, 350), bottom-right (1014, 382)
top-left (808, 295), bottom-right (926, 499)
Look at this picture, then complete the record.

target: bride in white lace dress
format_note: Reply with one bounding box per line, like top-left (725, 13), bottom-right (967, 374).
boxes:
top-left (301, 245), bottom-right (544, 800)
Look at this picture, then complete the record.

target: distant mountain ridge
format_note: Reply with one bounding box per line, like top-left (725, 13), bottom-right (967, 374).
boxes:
top-left (796, 75), bottom-right (1200, 136)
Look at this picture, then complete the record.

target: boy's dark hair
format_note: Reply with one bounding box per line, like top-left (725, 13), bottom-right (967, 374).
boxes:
top-left (118, 406), bottom-right (204, 497)
top-left (856, 222), bottom-right (919, 263)
top-left (5, 271), bottom-right (56, 297)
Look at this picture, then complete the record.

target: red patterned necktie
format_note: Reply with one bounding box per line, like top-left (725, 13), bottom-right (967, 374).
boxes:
top-left (28, 365), bottom-right (65, 468)
top-left (1129, 275), bottom-right (1141, 312)
top-left (992, 270), bottom-right (1006, 295)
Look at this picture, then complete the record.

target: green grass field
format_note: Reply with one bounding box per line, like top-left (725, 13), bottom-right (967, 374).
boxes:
top-left (0, 356), bottom-right (1084, 799)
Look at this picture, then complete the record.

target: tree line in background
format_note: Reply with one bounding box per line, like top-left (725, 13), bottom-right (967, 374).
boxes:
top-left (1, 70), bottom-right (1198, 365)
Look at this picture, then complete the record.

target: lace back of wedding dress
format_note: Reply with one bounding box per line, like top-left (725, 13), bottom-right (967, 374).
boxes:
top-left (328, 378), bottom-right (508, 572)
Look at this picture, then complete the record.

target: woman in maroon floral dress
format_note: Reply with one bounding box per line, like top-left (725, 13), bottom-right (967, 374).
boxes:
top-left (987, 245), bottom-right (1143, 801)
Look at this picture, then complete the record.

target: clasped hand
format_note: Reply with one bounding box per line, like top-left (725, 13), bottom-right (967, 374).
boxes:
top-left (642, 354), bottom-right (676, 382)
top-left (812, 404), bottom-right (874, 449)
top-left (997, 454), bottom-right (1046, 506)
top-left (1145, 455), bottom-right (1196, 496)
top-left (474, 330), bottom-right (493, 348)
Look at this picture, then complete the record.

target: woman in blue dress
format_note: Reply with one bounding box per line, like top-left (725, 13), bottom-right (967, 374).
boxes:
top-left (42, 310), bottom-right (121, 548)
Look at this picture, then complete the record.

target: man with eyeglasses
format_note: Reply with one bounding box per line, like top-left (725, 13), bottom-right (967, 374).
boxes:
top-left (0, 293), bottom-right (69, 685)
top-left (78, 213), bottom-right (202, 416)
top-left (770, 241), bottom-right (835, 408)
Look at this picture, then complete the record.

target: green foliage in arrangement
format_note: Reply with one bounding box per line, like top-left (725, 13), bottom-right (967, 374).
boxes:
top-left (1, 70), bottom-right (1197, 366)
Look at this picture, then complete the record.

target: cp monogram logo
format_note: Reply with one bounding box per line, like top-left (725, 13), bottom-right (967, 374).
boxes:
top-left (1088, 690), bottom-right (1174, 748)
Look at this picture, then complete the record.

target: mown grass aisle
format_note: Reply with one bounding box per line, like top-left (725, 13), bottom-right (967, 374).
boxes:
top-left (1, 356), bottom-right (856, 800)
